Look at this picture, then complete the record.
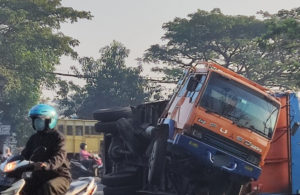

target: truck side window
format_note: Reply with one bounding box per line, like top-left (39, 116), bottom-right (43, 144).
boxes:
top-left (172, 69), bottom-right (189, 98)
top-left (191, 75), bottom-right (206, 103)
top-left (178, 74), bottom-right (205, 98)
top-left (177, 77), bottom-right (190, 97)
top-left (186, 76), bottom-right (197, 98)
top-left (185, 75), bottom-right (205, 99)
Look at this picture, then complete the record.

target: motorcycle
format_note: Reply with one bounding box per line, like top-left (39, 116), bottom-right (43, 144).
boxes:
top-left (70, 155), bottom-right (103, 179)
top-left (0, 155), bottom-right (97, 195)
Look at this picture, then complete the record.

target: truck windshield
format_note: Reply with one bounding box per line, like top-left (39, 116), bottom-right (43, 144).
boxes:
top-left (199, 72), bottom-right (280, 138)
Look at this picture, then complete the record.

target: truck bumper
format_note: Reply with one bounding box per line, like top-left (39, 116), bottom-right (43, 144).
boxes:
top-left (172, 134), bottom-right (261, 180)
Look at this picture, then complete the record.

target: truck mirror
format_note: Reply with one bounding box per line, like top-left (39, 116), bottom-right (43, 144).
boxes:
top-left (291, 122), bottom-right (300, 136)
top-left (187, 77), bottom-right (198, 92)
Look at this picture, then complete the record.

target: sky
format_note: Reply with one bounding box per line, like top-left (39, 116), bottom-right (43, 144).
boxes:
top-left (45, 0), bottom-right (300, 100)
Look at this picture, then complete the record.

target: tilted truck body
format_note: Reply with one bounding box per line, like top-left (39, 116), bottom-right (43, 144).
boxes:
top-left (94, 62), bottom-right (285, 195)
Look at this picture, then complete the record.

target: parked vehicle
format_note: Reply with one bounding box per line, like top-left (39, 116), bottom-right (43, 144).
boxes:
top-left (0, 155), bottom-right (97, 195)
top-left (94, 62), bottom-right (285, 195)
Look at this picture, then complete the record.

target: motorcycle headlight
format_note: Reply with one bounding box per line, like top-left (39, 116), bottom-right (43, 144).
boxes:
top-left (3, 162), bottom-right (16, 173)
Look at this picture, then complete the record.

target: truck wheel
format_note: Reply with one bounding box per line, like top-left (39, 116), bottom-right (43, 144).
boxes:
top-left (103, 185), bottom-right (138, 195)
top-left (148, 136), bottom-right (167, 185)
top-left (93, 107), bottom-right (132, 122)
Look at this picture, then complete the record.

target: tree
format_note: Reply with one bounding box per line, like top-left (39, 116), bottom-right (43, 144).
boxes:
top-left (57, 41), bottom-right (150, 119)
top-left (144, 9), bottom-right (265, 67)
top-left (0, 0), bottom-right (92, 145)
top-left (253, 8), bottom-right (300, 88)
top-left (144, 8), bottom-right (300, 89)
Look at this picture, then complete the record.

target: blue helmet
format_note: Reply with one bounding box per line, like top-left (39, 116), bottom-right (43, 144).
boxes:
top-left (29, 104), bottom-right (58, 130)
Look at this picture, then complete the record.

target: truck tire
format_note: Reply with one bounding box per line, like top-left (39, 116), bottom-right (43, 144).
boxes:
top-left (101, 172), bottom-right (138, 187)
top-left (93, 107), bottom-right (132, 122)
top-left (103, 185), bottom-right (138, 195)
top-left (148, 136), bottom-right (167, 185)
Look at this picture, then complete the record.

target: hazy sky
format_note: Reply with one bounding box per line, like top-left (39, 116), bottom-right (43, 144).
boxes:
top-left (45, 0), bottom-right (299, 100)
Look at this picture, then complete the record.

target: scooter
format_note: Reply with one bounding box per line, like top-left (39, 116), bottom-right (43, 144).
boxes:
top-left (70, 155), bottom-right (103, 179)
top-left (0, 155), bottom-right (97, 195)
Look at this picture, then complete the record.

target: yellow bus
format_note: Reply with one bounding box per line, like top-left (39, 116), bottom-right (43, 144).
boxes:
top-left (57, 119), bottom-right (104, 159)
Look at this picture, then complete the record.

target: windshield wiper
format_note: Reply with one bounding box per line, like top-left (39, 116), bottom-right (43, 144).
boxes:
top-left (247, 125), bottom-right (266, 136)
top-left (247, 125), bottom-right (256, 131)
top-left (263, 108), bottom-right (278, 135)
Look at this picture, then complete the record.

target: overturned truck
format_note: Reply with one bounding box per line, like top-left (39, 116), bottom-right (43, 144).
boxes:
top-left (93, 62), bottom-right (281, 195)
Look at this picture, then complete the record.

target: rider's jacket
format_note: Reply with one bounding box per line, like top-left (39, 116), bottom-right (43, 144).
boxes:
top-left (80, 149), bottom-right (92, 161)
top-left (21, 129), bottom-right (71, 181)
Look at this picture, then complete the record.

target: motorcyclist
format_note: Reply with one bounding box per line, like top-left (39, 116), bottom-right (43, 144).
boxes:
top-left (21, 104), bottom-right (71, 195)
top-left (79, 143), bottom-right (102, 169)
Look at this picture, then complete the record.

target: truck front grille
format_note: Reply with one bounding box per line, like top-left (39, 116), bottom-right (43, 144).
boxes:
top-left (190, 125), bottom-right (261, 166)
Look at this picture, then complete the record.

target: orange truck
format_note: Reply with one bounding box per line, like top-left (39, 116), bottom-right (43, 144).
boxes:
top-left (152, 62), bottom-right (281, 193)
top-left (94, 62), bottom-right (285, 195)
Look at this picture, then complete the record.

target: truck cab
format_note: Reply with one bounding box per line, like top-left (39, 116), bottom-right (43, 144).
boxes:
top-left (159, 62), bottom-right (281, 182)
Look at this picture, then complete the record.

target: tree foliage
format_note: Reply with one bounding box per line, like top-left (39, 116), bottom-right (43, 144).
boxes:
top-left (255, 8), bottom-right (300, 88)
top-left (0, 0), bottom-right (92, 145)
top-left (144, 8), bottom-right (300, 89)
top-left (57, 41), bottom-right (150, 119)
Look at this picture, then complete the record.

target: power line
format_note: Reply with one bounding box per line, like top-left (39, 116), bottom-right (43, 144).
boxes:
top-left (47, 72), bottom-right (89, 78)
top-left (49, 71), bottom-right (177, 84)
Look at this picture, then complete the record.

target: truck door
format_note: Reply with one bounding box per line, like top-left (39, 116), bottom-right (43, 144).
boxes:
top-left (173, 74), bottom-right (206, 129)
